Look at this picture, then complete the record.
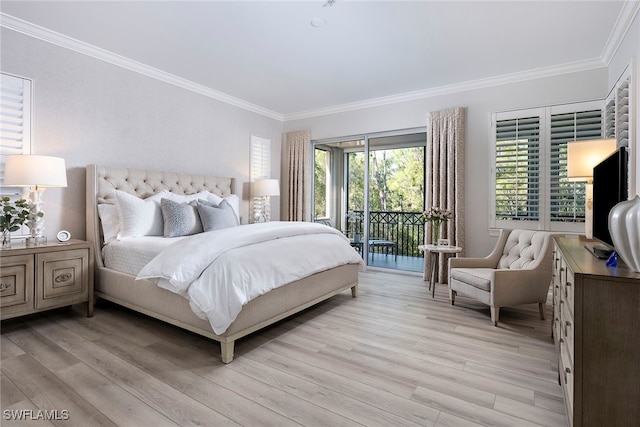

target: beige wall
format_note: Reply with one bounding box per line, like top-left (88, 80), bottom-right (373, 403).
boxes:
top-left (1, 29), bottom-right (284, 240)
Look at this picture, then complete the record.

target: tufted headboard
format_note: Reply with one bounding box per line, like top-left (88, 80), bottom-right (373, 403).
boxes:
top-left (86, 164), bottom-right (235, 267)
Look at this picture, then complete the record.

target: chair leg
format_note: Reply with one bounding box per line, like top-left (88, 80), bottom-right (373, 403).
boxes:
top-left (449, 289), bottom-right (456, 305)
top-left (538, 302), bottom-right (545, 320)
top-left (490, 307), bottom-right (499, 326)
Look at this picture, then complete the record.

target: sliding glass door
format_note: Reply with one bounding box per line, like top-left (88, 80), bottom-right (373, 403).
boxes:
top-left (313, 129), bottom-right (426, 272)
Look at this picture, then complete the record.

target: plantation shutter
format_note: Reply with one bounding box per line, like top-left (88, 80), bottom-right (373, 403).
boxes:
top-left (615, 75), bottom-right (630, 148)
top-left (494, 116), bottom-right (540, 221)
top-left (549, 109), bottom-right (603, 223)
top-left (605, 96), bottom-right (616, 139)
top-left (250, 135), bottom-right (271, 222)
top-left (0, 73), bottom-right (31, 195)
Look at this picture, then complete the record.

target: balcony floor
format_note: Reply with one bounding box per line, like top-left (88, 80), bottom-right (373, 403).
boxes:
top-left (365, 253), bottom-right (424, 272)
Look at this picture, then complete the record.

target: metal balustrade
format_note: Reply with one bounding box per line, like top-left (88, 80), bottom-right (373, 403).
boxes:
top-left (346, 210), bottom-right (425, 257)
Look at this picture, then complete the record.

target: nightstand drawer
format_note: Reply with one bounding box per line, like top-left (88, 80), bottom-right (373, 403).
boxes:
top-left (0, 255), bottom-right (34, 316)
top-left (36, 248), bottom-right (90, 310)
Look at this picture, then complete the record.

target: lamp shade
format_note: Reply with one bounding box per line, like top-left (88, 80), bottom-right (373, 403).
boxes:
top-left (567, 139), bottom-right (616, 182)
top-left (253, 179), bottom-right (280, 197)
top-left (4, 155), bottom-right (67, 187)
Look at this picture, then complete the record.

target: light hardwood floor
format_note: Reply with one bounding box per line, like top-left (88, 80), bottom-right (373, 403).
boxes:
top-left (1, 271), bottom-right (567, 427)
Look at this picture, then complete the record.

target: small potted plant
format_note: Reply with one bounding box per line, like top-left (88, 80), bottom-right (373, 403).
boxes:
top-left (422, 206), bottom-right (452, 244)
top-left (1, 197), bottom-right (32, 248)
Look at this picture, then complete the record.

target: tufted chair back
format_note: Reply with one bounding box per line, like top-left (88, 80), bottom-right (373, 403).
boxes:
top-left (497, 229), bottom-right (549, 270)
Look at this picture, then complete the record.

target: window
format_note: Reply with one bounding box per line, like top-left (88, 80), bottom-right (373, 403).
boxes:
top-left (491, 101), bottom-right (603, 232)
top-left (0, 73), bottom-right (32, 195)
top-left (549, 109), bottom-right (603, 223)
top-left (250, 135), bottom-right (270, 222)
top-left (494, 115), bottom-right (541, 221)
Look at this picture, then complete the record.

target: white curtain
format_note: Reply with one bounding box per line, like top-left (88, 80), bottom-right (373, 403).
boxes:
top-left (424, 107), bottom-right (466, 284)
top-left (286, 130), bottom-right (312, 222)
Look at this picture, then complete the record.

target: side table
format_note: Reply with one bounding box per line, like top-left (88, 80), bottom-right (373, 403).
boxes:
top-left (418, 244), bottom-right (463, 298)
top-left (1, 239), bottom-right (94, 320)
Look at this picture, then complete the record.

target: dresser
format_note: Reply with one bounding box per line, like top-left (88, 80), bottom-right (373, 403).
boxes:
top-left (552, 236), bottom-right (640, 427)
top-left (1, 240), bottom-right (94, 320)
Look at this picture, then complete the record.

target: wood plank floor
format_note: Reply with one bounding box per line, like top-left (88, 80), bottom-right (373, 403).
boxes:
top-left (1, 271), bottom-right (567, 427)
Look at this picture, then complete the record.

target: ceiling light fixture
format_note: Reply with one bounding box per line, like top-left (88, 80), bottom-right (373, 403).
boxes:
top-left (324, 0), bottom-right (336, 7)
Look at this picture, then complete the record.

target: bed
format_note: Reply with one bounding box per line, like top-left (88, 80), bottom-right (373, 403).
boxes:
top-left (86, 164), bottom-right (361, 363)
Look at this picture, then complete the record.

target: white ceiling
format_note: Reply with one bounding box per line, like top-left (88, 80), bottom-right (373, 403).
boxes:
top-left (0, 1), bottom-right (635, 119)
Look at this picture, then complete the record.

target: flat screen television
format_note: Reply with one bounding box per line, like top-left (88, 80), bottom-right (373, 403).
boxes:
top-left (592, 146), bottom-right (628, 249)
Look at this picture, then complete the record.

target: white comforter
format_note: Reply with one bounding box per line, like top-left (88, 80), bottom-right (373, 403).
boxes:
top-left (137, 221), bottom-right (363, 334)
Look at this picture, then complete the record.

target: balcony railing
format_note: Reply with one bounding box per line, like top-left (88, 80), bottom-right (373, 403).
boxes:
top-left (347, 210), bottom-right (425, 257)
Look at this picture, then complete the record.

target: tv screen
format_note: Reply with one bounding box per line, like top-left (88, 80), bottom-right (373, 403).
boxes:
top-left (592, 147), bottom-right (628, 247)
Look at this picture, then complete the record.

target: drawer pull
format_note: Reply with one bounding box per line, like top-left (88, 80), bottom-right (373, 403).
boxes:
top-left (55, 273), bottom-right (73, 283)
top-left (566, 321), bottom-right (572, 328)
top-left (565, 367), bottom-right (571, 374)
top-left (0, 282), bottom-right (10, 291)
top-left (566, 282), bottom-right (572, 287)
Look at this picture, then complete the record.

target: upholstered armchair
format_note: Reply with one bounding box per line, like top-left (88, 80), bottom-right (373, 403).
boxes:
top-left (448, 229), bottom-right (555, 326)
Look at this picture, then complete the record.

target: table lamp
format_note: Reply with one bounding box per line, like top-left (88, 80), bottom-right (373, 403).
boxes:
top-left (4, 155), bottom-right (67, 245)
top-left (253, 178), bottom-right (280, 222)
top-left (567, 138), bottom-right (616, 239)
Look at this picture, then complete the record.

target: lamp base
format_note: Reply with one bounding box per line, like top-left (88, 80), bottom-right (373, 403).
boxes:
top-left (26, 235), bottom-right (47, 246)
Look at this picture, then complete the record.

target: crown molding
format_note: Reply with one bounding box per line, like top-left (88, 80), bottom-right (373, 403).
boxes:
top-left (0, 13), bottom-right (284, 121)
top-left (283, 58), bottom-right (607, 121)
top-left (600, 0), bottom-right (640, 65)
top-left (2, 1), bottom-right (637, 124)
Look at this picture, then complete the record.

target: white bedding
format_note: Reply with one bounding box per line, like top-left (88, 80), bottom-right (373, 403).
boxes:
top-left (137, 222), bottom-right (363, 334)
top-left (102, 236), bottom-right (188, 276)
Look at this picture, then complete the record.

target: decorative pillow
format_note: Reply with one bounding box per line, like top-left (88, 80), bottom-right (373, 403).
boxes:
top-left (160, 198), bottom-right (203, 237)
top-left (98, 204), bottom-right (119, 244)
top-left (223, 194), bottom-right (240, 221)
top-left (188, 192), bottom-right (240, 222)
top-left (114, 190), bottom-right (167, 239)
top-left (196, 199), bottom-right (240, 231)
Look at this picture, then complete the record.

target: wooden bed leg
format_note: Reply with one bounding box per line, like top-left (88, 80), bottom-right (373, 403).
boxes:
top-left (351, 284), bottom-right (358, 297)
top-left (220, 340), bottom-right (235, 364)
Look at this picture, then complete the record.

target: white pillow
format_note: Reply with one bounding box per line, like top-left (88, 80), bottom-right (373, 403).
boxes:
top-left (163, 190), bottom-right (212, 203)
top-left (97, 204), bottom-right (119, 244)
top-left (115, 190), bottom-right (168, 239)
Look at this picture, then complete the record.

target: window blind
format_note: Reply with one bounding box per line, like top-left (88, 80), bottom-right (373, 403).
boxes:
top-left (616, 75), bottom-right (630, 148)
top-left (494, 116), bottom-right (540, 221)
top-left (549, 110), bottom-right (603, 223)
top-left (0, 73), bottom-right (31, 195)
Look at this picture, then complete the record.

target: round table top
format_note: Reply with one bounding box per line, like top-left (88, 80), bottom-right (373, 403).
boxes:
top-left (418, 244), bottom-right (463, 253)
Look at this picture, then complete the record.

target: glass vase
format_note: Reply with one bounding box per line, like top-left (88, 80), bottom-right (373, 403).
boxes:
top-left (432, 222), bottom-right (440, 245)
top-left (1, 229), bottom-right (11, 248)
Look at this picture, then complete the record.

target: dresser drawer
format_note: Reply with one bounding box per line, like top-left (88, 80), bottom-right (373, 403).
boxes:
top-left (0, 254), bottom-right (34, 318)
top-left (561, 298), bottom-right (575, 363)
top-left (35, 248), bottom-right (90, 310)
top-left (563, 264), bottom-right (575, 313)
top-left (560, 340), bottom-right (574, 421)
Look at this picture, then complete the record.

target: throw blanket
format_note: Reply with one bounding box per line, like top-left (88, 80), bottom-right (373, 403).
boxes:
top-left (137, 221), bottom-right (363, 334)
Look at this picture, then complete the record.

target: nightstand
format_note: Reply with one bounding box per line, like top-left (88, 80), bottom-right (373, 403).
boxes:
top-left (1, 239), bottom-right (94, 320)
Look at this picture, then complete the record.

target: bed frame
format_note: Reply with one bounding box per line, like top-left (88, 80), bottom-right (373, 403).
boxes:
top-left (86, 164), bottom-right (359, 363)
